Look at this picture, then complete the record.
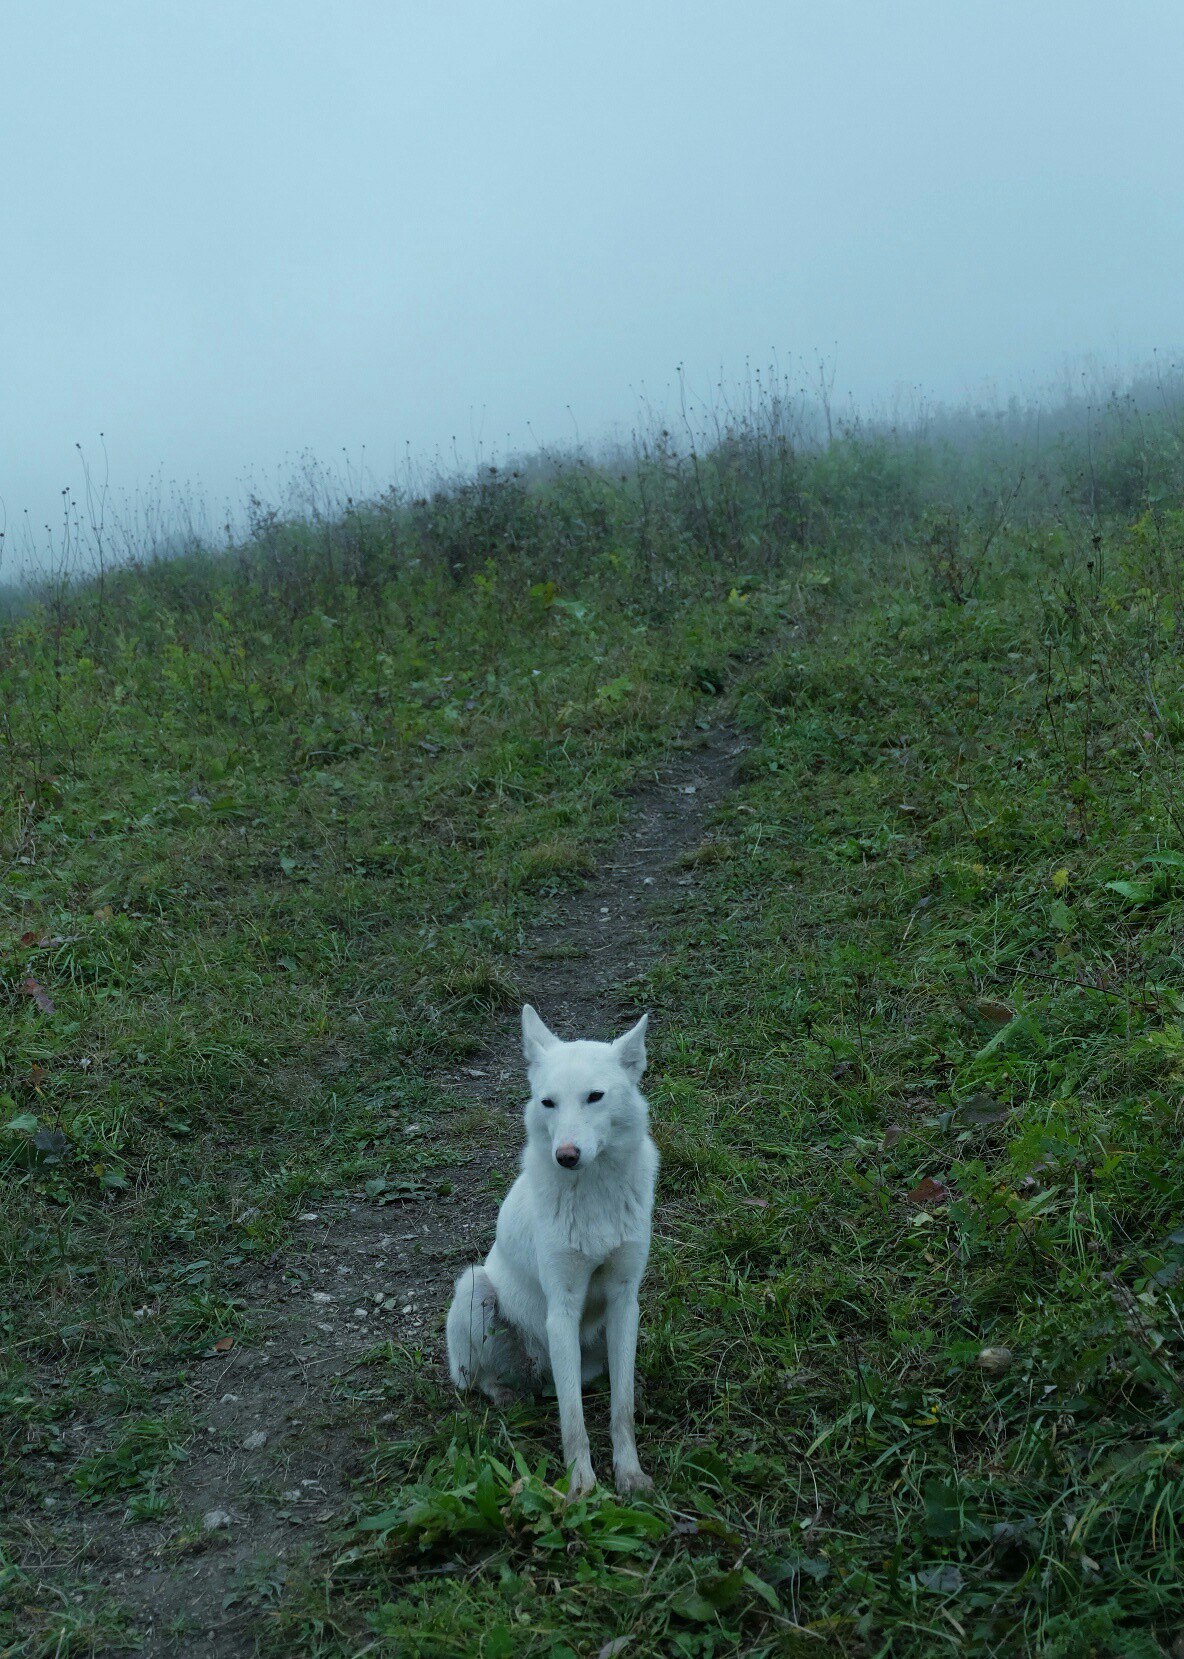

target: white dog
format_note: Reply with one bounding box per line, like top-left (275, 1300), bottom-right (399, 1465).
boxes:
top-left (446, 1004), bottom-right (658, 1496)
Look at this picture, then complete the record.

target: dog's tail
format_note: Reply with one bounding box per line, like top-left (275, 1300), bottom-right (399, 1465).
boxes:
top-left (445, 1264), bottom-right (498, 1390)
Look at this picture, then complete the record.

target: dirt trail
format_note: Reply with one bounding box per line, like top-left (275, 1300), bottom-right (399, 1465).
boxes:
top-left (28, 726), bottom-right (743, 1656)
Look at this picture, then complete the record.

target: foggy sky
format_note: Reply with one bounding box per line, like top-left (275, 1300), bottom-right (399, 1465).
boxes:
top-left (3, 0), bottom-right (1183, 564)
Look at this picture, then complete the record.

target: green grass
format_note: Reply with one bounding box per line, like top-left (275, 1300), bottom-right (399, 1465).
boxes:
top-left (0, 516), bottom-right (776, 1655)
top-left (4, 435), bottom-right (1184, 1655)
top-left (632, 515), bottom-right (1184, 1655)
top-left (69, 1414), bottom-right (188, 1507)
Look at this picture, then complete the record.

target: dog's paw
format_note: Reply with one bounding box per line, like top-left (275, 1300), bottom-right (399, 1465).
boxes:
top-left (614, 1464), bottom-right (653, 1496)
top-left (564, 1459), bottom-right (597, 1501)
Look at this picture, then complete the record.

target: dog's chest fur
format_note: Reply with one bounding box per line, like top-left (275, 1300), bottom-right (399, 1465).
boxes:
top-left (528, 1141), bottom-right (656, 1261)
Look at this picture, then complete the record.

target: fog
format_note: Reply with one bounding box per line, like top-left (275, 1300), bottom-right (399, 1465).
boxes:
top-left (3, 0), bottom-right (1182, 567)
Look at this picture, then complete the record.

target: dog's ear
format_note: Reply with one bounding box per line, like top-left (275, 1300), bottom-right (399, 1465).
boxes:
top-left (521, 1003), bottom-right (559, 1065)
top-left (612, 1012), bottom-right (649, 1081)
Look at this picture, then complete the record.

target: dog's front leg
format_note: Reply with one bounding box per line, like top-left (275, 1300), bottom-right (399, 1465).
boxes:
top-left (543, 1265), bottom-right (595, 1497)
top-left (605, 1268), bottom-right (651, 1494)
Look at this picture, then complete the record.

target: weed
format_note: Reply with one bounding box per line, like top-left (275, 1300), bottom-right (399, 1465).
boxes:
top-left (70, 1416), bottom-right (188, 1502)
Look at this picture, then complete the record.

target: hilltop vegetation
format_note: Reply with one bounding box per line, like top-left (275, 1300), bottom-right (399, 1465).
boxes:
top-left (3, 377), bottom-right (1184, 1655)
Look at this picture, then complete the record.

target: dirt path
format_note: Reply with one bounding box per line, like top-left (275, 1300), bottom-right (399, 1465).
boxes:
top-left (28, 726), bottom-right (743, 1656)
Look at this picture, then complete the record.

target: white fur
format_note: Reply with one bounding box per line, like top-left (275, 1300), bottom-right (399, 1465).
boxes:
top-left (446, 1004), bottom-right (658, 1496)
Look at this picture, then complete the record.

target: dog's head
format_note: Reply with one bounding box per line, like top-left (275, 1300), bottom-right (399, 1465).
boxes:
top-left (520, 1003), bottom-right (649, 1172)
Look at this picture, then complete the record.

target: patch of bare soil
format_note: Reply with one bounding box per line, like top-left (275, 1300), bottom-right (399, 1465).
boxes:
top-left (19, 726), bottom-right (743, 1656)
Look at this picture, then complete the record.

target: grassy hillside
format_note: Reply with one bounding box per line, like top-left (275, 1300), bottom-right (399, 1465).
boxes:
top-left (3, 404), bottom-right (1184, 1656)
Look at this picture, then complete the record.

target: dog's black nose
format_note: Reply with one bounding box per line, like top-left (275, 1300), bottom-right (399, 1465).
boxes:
top-left (555, 1144), bottom-right (581, 1169)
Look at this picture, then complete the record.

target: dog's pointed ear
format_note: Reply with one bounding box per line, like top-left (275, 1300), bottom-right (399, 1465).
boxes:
top-left (612, 1011), bottom-right (649, 1081)
top-left (522, 1004), bottom-right (559, 1065)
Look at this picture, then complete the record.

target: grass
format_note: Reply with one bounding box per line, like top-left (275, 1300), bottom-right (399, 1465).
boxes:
top-left (4, 402), bottom-right (1184, 1654)
top-left (0, 510), bottom-right (775, 1656)
top-left (636, 516), bottom-right (1184, 1655)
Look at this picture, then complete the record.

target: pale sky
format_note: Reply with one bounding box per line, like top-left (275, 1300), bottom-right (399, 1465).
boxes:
top-left (3, 0), bottom-right (1182, 559)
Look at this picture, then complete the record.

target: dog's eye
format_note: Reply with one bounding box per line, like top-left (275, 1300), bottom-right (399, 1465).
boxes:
top-left (587, 1091), bottom-right (604, 1103)
top-left (541, 1097), bottom-right (556, 1109)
